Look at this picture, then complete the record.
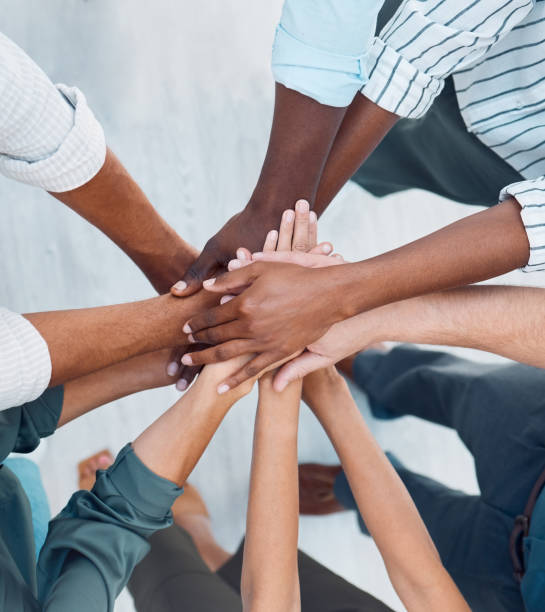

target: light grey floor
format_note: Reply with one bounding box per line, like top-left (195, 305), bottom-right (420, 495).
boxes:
top-left (1, 2), bottom-right (543, 610)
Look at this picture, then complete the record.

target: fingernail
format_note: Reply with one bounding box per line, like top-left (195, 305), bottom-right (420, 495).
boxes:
top-left (284, 210), bottom-right (295, 222)
top-left (309, 211), bottom-right (317, 223)
top-left (220, 295), bottom-right (234, 304)
top-left (203, 278), bottom-right (216, 288)
top-left (253, 252), bottom-right (264, 259)
top-left (237, 248), bottom-right (248, 260)
top-left (173, 281), bottom-right (187, 292)
top-left (183, 323), bottom-right (192, 334)
top-left (98, 454), bottom-right (111, 468)
top-left (167, 362), bottom-right (179, 376)
top-left (217, 384), bottom-right (230, 394)
top-left (230, 259), bottom-right (242, 269)
top-left (182, 355), bottom-right (193, 365)
top-left (322, 243), bottom-right (332, 254)
top-left (188, 334), bottom-right (196, 343)
top-left (296, 199), bottom-right (309, 212)
top-left (176, 379), bottom-right (188, 391)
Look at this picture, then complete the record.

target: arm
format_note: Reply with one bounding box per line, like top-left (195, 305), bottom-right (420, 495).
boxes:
top-left (177, 0), bottom-right (385, 291)
top-left (58, 349), bottom-right (174, 427)
top-left (51, 148), bottom-right (197, 294)
top-left (38, 356), bottom-right (254, 611)
top-left (241, 375), bottom-right (302, 612)
top-left (0, 34), bottom-right (194, 294)
top-left (23, 289), bottom-right (217, 389)
top-left (303, 368), bottom-right (469, 612)
top-left (276, 283), bottom-right (545, 388)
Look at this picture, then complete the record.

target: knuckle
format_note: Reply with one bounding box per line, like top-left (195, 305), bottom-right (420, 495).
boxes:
top-left (215, 346), bottom-right (230, 361)
top-left (293, 241), bottom-right (308, 252)
top-left (244, 364), bottom-right (260, 378)
top-left (203, 310), bottom-right (217, 328)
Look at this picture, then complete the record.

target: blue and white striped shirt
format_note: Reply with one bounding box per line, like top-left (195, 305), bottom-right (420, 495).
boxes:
top-left (273, 0), bottom-right (545, 272)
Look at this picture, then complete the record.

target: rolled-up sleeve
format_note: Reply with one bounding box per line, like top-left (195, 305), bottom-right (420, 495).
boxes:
top-left (37, 444), bottom-right (183, 612)
top-left (362, 0), bottom-right (533, 118)
top-left (0, 308), bottom-right (51, 412)
top-left (0, 32), bottom-right (106, 192)
top-left (500, 177), bottom-right (545, 273)
top-left (272, 0), bottom-right (383, 107)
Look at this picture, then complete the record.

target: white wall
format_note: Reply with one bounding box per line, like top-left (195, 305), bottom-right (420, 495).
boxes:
top-left (1, 2), bottom-right (542, 610)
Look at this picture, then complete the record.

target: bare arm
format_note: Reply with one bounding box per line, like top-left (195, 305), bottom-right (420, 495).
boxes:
top-left (24, 289), bottom-right (217, 386)
top-left (58, 349), bottom-right (174, 427)
top-left (241, 375), bottom-right (302, 612)
top-left (51, 148), bottom-right (197, 294)
top-left (276, 283), bottom-right (545, 388)
top-left (303, 368), bottom-right (470, 612)
top-left (131, 356), bottom-right (255, 486)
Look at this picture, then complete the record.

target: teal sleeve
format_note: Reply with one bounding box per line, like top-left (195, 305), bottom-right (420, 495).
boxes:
top-left (0, 386), bottom-right (64, 461)
top-left (37, 443), bottom-right (183, 611)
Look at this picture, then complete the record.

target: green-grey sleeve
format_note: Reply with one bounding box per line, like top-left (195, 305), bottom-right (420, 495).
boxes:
top-left (0, 386), bottom-right (64, 461)
top-left (37, 443), bottom-right (183, 611)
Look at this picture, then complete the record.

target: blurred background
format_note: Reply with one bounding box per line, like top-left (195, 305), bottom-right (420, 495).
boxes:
top-left (0, 2), bottom-right (542, 610)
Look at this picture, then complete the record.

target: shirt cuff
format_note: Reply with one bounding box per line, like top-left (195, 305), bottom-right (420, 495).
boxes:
top-left (0, 85), bottom-right (106, 192)
top-left (500, 177), bottom-right (545, 273)
top-left (0, 309), bottom-right (51, 412)
top-left (104, 444), bottom-right (183, 520)
top-left (272, 25), bottom-right (370, 107)
top-left (361, 37), bottom-right (443, 118)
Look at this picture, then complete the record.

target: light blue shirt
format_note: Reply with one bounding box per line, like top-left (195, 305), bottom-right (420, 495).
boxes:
top-left (272, 0), bottom-right (384, 107)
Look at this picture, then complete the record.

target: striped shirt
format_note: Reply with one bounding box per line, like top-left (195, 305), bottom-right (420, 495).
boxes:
top-left (363, 0), bottom-right (545, 272)
top-left (273, 0), bottom-right (545, 272)
top-left (0, 32), bottom-right (107, 409)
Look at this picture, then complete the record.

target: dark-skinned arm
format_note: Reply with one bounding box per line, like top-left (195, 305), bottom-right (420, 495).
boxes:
top-left (24, 289), bottom-right (218, 387)
top-left (51, 148), bottom-right (197, 294)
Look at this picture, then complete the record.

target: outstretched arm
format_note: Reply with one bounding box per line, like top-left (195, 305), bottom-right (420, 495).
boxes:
top-left (276, 283), bottom-right (545, 388)
top-left (38, 356), bottom-right (255, 611)
top-left (51, 148), bottom-right (197, 294)
top-left (303, 367), bottom-right (470, 612)
top-left (241, 374), bottom-right (302, 612)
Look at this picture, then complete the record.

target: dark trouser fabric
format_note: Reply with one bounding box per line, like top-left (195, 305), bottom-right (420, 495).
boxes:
top-left (129, 525), bottom-right (393, 612)
top-left (354, 0), bottom-right (524, 208)
top-left (336, 346), bottom-right (545, 612)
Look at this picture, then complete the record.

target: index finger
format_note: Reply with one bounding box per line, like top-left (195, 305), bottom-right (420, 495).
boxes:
top-left (183, 295), bottom-right (240, 334)
top-left (292, 199), bottom-right (310, 252)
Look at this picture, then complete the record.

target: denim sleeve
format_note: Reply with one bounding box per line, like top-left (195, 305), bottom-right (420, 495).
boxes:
top-left (37, 444), bottom-right (183, 612)
top-left (272, 0), bottom-right (384, 107)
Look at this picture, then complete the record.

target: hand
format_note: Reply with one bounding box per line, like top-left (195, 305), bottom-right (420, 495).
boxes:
top-left (171, 205), bottom-right (280, 296)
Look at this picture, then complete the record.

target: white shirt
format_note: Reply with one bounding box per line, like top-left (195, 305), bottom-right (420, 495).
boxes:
top-left (0, 32), bottom-right (106, 409)
top-left (273, 0), bottom-right (545, 272)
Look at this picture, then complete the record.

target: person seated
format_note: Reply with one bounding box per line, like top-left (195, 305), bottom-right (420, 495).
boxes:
top-left (300, 345), bottom-right (545, 612)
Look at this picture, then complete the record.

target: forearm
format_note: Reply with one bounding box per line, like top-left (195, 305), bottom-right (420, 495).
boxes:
top-left (305, 372), bottom-right (468, 611)
top-left (314, 94), bottom-right (398, 215)
top-left (365, 285), bottom-right (545, 367)
top-left (58, 350), bottom-right (173, 427)
top-left (320, 197), bottom-right (529, 320)
top-left (249, 84), bottom-right (346, 217)
top-left (25, 290), bottom-right (217, 386)
top-left (131, 359), bottom-right (252, 486)
top-left (241, 377), bottom-right (302, 612)
top-left (51, 148), bottom-right (197, 293)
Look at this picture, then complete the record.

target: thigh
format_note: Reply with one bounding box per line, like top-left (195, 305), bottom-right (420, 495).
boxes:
top-left (356, 346), bottom-right (545, 514)
top-left (352, 77), bottom-right (523, 207)
top-left (298, 549), bottom-right (393, 612)
top-left (128, 525), bottom-right (242, 612)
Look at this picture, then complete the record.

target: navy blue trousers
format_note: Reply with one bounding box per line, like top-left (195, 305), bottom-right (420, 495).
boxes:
top-left (334, 346), bottom-right (545, 611)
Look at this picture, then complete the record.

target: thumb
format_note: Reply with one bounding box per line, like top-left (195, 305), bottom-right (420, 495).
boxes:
top-left (202, 265), bottom-right (259, 294)
top-left (273, 352), bottom-right (332, 391)
top-left (172, 251), bottom-right (220, 297)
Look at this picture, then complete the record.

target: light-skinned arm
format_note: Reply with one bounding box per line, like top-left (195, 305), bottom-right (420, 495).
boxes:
top-left (241, 374), bottom-right (302, 612)
top-left (303, 367), bottom-right (470, 612)
top-left (274, 283), bottom-right (545, 388)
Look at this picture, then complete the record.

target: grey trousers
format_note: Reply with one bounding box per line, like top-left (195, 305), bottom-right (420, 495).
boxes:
top-left (128, 525), bottom-right (393, 612)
